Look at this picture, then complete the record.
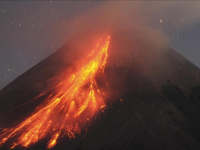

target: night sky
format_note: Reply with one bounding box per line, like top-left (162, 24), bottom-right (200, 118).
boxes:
top-left (0, 1), bottom-right (200, 90)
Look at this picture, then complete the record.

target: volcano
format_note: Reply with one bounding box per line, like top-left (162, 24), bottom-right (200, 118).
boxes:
top-left (1, 31), bottom-right (200, 150)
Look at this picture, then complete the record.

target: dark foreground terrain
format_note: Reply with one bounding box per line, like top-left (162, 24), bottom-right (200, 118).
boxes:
top-left (1, 32), bottom-right (200, 150)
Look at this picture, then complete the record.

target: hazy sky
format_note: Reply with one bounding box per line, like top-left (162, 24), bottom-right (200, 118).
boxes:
top-left (0, 1), bottom-right (200, 90)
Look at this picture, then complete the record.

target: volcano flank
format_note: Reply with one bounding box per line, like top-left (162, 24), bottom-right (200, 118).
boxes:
top-left (1, 31), bottom-right (200, 150)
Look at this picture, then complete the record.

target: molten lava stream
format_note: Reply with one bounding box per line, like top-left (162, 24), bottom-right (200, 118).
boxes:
top-left (0, 36), bottom-right (111, 149)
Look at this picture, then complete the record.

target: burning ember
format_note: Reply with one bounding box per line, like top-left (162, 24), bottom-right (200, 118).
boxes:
top-left (0, 36), bottom-right (110, 149)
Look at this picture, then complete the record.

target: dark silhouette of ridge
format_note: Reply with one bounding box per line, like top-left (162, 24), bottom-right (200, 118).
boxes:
top-left (1, 31), bottom-right (200, 150)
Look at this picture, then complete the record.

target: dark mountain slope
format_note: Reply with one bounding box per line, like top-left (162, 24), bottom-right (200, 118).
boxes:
top-left (1, 32), bottom-right (200, 150)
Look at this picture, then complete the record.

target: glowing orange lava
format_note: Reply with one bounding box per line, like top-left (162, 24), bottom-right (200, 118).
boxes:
top-left (0, 36), bottom-right (110, 149)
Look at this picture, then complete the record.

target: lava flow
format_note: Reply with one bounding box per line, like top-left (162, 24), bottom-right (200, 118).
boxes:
top-left (0, 35), bottom-right (110, 149)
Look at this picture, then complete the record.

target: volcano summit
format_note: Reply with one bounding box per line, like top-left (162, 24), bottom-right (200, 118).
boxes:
top-left (0, 31), bottom-right (200, 150)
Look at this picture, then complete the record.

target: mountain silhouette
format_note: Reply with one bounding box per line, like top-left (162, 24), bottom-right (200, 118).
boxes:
top-left (1, 31), bottom-right (200, 150)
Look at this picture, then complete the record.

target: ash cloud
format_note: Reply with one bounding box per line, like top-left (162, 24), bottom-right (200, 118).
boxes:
top-left (62, 1), bottom-right (200, 45)
top-left (59, 1), bottom-right (168, 66)
top-left (56, 1), bottom-right (200, 67)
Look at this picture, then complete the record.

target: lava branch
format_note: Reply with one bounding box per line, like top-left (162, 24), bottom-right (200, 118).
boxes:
top-left (0, 36), bottom-right (111, 149)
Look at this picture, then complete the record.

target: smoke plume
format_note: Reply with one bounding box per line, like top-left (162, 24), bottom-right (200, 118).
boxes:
top-left (56, 1), bottom-right (200, 66)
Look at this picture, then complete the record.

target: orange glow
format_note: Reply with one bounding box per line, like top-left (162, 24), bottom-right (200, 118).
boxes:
top-left (0, 36), bottom-right (110, 149)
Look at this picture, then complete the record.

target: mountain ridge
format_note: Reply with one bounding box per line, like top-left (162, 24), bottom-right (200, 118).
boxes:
top-left (1, 32), bottom-right (200, 149)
